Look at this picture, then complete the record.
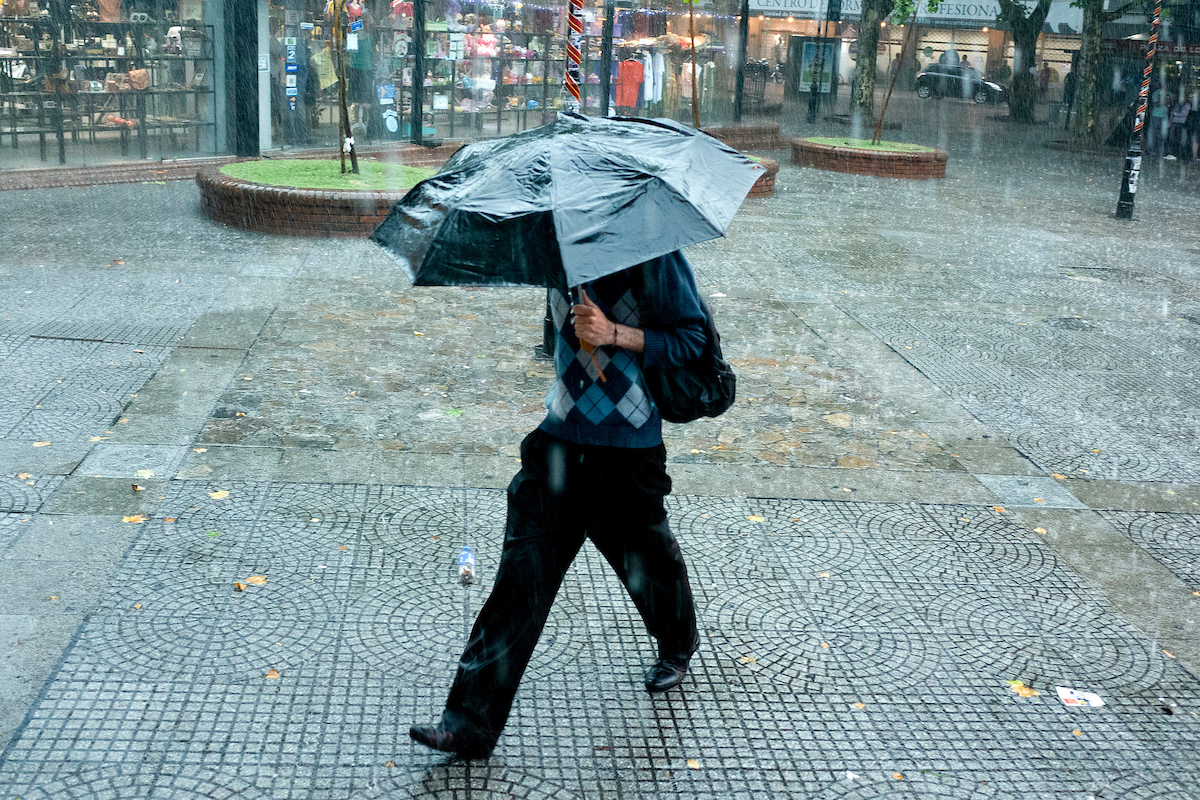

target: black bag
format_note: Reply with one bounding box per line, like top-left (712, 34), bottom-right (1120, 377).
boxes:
top-left (639, 266), bottom-right (736, 424)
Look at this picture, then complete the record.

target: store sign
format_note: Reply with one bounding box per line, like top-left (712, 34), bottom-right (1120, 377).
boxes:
top-left (350, 19), bottom-right (364, 31)
top-left (750, 0), bottom-right (1080, 27)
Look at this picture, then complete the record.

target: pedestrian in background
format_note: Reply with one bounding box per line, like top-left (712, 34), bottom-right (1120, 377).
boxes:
top-left (1166, 94), bottom-right (1192, 161)
top-left (410, 252), bottom-right (708, 759)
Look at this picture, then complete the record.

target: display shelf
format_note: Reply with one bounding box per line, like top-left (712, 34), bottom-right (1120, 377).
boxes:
top-left (0, 15), bottom-right (214, 164)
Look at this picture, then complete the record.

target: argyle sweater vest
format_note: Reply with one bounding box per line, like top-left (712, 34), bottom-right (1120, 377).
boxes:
top-left (538, 272), bottom-right (661, 449)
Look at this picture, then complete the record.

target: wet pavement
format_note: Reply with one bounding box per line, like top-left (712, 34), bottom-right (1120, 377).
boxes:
top-left (2, 107), bottom-right (1200, 798)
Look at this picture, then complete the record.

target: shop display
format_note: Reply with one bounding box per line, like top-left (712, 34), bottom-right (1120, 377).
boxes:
top-left (0, 6), bottom-right (215, 165)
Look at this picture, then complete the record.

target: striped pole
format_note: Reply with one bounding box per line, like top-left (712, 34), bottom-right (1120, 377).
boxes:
top-left (1116, 0), bottom-right (1161, 219)
top-left (564, 0), bottom-right (584, 111)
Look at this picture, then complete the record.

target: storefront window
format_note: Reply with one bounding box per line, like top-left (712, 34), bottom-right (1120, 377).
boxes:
top-left (0, 0), bottom-right (216, 168)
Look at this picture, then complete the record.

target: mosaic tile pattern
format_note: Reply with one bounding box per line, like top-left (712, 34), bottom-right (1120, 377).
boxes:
top-left (1099, 511), bottom-right (1200, 593)
top-left (848, 311), bottom-right (1200, 484)
top-left (3, 484), bottom-right (1198, 798)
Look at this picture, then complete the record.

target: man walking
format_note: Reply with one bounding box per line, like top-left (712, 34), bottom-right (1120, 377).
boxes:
top-left (410, 251), bottom-right (708, 758)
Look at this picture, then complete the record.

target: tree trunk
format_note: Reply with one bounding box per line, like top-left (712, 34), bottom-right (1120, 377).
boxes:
top-left (852, 0), bottom-right (892, 121)
top-left (1070, 0), bottom-right (1106, 145)
top-left (1009, 25), bottom-right (1038, 122)
top-left (999, 0), bottom-right (1050, 124)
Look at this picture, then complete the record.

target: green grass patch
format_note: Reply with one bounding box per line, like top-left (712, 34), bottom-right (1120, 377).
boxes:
top-left (746, 154), bottom-right (764, 163)
top-left (221, 159), bottom-right (436, 191)
top-left (805, 137), bottom-right (935, 153)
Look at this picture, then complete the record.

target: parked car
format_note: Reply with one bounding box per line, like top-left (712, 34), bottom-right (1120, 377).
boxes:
top-left (915, 64), bottom-right (1007, 104)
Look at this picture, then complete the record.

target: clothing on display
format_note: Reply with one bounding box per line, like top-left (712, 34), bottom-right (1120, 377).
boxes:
top-left (616, 59), bottom-right (643, 108)
top-left (651, 53), bottom-right (664, 104)
top-left (641, 53), bottom-right (654, 108)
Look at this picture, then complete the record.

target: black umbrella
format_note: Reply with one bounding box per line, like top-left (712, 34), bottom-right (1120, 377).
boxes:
top-left (369, 113), bottom-right (764, 288)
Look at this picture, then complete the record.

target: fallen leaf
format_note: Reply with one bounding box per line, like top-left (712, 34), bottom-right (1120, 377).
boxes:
top-left (1052, 473), bottom-right (1067, 480)
top-left (122, 515), bottom-right (147, 523)
top-left (992, 506), bottom-right (1007, 513)
top-left (1163, 649), bottom-right (1175, 659)
top-left (49, 595), bottom-right (59, 600)
top-left (686, 759), bottom-right (700, 770)
top-left (1034, 527), bottom-right (1047, 534)
top-left (133, 604), bottom-right (143, 610)
top-left (819, 571), bottom-right (831, 578)
top-left (133, 349), bottom-right (144, 354)
top-left (960, 518), bottom-right (971, 523)
top-left (17, 472), bottom-right (31, 480)
top-left (1072, 730), bottom-right (1082, 736)
top-left (265, 669), bottom-right (280, 679)
top-left (892, 773), bottom-right (904, 780)
top-left (234, 582), bottom-right (247, 592)
top-left (338, 545), bottom-right (349, 551)
top-left (747, 515), bottom-right (765, 522)
top-left (413, 331), bottom-right (424, 336)
top-left (118, 418), bottom-right (129, 424)
top-left (1034, 498), bottom-right (1044, 503)
top-left (88, 436), bottom-right (107, 442)
top-left (820, 642), bottom-right (830, 648)
top-left (1007, 679), bottom-right (1041, 698)
top-left (445, 408), bottom-right (463, 416)
top-left (164, 518), bottom-right (177, 523)
top-left (431, 535), bottom-right (440, 540)
top-left (206, 530), bottom-right (221, 537)
top-left (853, 702), bottom-right (865, 710)
top-left (132, 484), bottom-right (144, 492)
top-left (310, 518), bottom-right (320, 522)
top-left (1092, 449), bottom-right (1100, 453)
top-left (690, 449), bottom-right (700, 454)
top-left (193, 448), bottom-right (207, 453)
top-left (385, 761), bottom-right (396, 768)
top-left (33, 441), bottom-right (51, 447)
top-left (246, 575), bottom-right (268, 585)
top-left (207, 490), bottom-right (230, 499)
top-left (739, 655), bottom-right (757, 664)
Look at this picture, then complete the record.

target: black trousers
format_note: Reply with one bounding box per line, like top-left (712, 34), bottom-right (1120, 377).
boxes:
top-left (443, 429), bottom-right (699, 739)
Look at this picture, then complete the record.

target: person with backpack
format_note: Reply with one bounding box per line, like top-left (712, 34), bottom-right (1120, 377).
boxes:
top-left (410, 250), bottom-right (711, 759)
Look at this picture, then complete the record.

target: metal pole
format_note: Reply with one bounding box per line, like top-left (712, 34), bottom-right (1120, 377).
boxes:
top-left (807, 8), bottom-right (825, 123)
top-left (412, 0), bottom-right (426, 144)
top-left (565, 0), bottom-right (583, 111)
top-left (599, 0), bottom-right (614, 117)
top-left (689, 0), bottom-right (699, 127)
top-left (734, 0), bottom-right (749, 122)
top-left (1115, 0), bottom-right (1160, 220)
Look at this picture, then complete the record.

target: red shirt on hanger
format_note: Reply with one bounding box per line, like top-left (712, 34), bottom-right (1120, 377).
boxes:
top-left (616, 60), bottom-right (644, 108)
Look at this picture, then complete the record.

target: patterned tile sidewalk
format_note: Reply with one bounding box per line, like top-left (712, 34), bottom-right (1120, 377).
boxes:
top-left (2, 482), bottom-right (1198, 799)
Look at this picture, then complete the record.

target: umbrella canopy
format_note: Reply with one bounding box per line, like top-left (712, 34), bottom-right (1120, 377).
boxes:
top-left (370, 113), bottom-right (764, 288)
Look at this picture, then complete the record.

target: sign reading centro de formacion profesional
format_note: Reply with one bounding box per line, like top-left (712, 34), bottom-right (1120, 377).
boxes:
top-left (748, 0), bottom-right (1079, 26)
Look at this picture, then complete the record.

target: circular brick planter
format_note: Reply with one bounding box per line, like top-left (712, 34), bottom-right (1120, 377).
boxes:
top-left (198, 169), bottom-right (410, 237)
top-left (197, 144), bottom-right (461, 237)
top-left (748, 157), bottom-right (779, 198)
top-left (792, 137), bottom-right (947, 180)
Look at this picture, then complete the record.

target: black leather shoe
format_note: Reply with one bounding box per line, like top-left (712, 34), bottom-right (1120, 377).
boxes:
top-left (644, 654), bottom-right (691, 693)
top-left (409, 723), bottom-right (496, 759)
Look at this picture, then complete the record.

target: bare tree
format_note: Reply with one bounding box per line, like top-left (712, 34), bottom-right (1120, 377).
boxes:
top-left (998, 0), bottom-right (1052, 123)
top-left (1070, 0), bottom-right (1124, 145)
